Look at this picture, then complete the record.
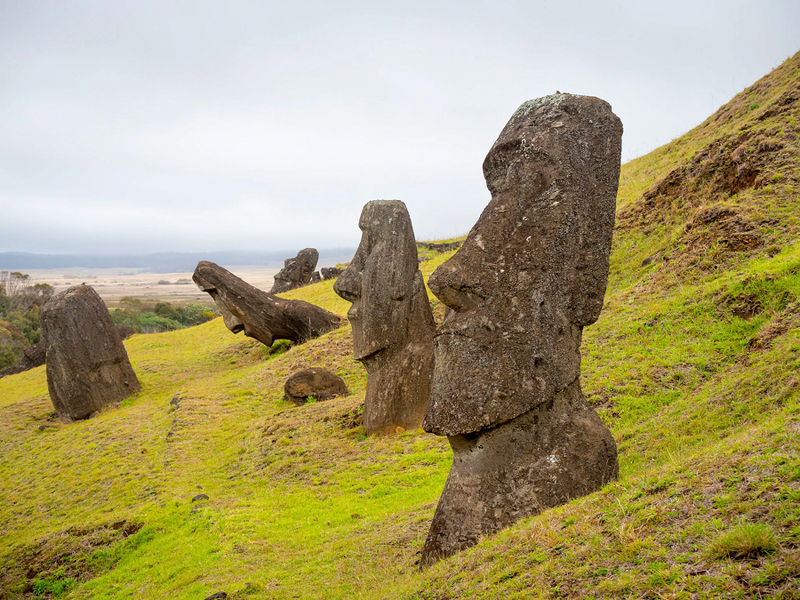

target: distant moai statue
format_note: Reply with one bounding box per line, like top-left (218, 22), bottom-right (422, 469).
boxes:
top-left (270, 248), bottom-right (319, 293)
top-left (41, 285), bottom-right (140, 421)
top-left (334, 200), bottom-right (436, 435)
top-left (420, 94), bottom-right (623, 565)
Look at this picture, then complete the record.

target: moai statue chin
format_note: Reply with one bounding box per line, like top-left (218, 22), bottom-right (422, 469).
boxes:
top-left (334, 200), bottom-right (436, 436)
top-left (420, 93), bottom-right (623, 566)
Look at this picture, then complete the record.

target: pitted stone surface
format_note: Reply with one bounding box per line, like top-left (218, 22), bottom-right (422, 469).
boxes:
top-left (284, 367), bottom-right (348, 405)
top-left (420, 94), bottom-right (622, 565)
top-left (193, 261), bottom-right (340, 347)
top-left (270, 248), bottom-right (319, 294)
top-left (334, 200), bottom-right (436, 435)
top-left (41, 285), bottom-right (140, 421)
top-left (423, 93), bottom-right (623, 436)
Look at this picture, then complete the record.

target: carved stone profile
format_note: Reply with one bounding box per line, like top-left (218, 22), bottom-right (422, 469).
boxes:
top-left (193, 261), bottom-right (340, 346)
top-left (334, 200), bottom-right (436, 435)
top-left (420, 94), bottom-right (623, 565)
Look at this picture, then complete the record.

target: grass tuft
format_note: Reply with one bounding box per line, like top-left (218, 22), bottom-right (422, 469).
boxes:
top-left (707, 522), bottom-right (779, 560)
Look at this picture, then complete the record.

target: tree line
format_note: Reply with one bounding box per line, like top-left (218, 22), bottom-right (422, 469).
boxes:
top-left (0, 272), bottom-right (54, 369)
top-left (0, 272), bottom-right (219, 370)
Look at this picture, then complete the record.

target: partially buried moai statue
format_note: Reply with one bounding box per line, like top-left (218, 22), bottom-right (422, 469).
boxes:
top-left (334, 200), bottom-right (436, 436)
top-left (420, 94), bottom-right (623, 566)
top-left (41, 285), bottom-right (141, 421)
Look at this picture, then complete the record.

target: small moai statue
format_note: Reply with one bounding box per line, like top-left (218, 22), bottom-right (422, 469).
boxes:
top-left (41, 285), bottom-right (141, 421)
top-left (334, 200), bottom-right (436, 435)
top-left (270, 248), bottom-right (319, 293)
top-left (420, 94), bottom-right (623, 565)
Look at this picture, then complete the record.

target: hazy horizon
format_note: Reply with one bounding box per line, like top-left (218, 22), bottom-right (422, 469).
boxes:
top-left (2, 0), bottom-right (799, 255)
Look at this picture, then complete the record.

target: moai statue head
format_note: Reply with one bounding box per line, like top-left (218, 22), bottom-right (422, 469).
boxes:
top-left (334, 200), bottom-right (436, 435)
top-left (334, 200), bottom-right (421, 360)
top-left (423, 93), bottom-right (623, 436)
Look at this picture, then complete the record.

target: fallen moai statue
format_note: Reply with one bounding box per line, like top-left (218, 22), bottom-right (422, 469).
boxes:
top-left (270, 248), bottom-right (319, 294)
top-left (193, 261), bottom-right (340, 346)
top-left (420, 93), bottom-right (622, 566)
top-left (284, 367), bottom-right (348, 405)
top-left (41, 285), bottom-right (141, 421)
top-left (0, 340), bottom-right (46, 378)
top-left (320, 267), bottom-right (343, 280)
top-left (334, 200), bottom-right (436, 435)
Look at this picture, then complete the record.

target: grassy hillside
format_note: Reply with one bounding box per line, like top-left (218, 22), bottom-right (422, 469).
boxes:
top-left (2, 52), bottom-right (799, 599)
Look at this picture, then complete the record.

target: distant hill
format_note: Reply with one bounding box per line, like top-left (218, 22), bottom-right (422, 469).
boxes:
top-left (0, 249), bottom-right (356, 273)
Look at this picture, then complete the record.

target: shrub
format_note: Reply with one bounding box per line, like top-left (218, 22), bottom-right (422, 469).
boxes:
top-left (110, 308), bottom-right (141, 332)
top-left (139, 313), bottom-right (184, 333)
top-left (708, 522), bottom-right (778, 559)
top-left (174, 302), bottom-right (217, 326)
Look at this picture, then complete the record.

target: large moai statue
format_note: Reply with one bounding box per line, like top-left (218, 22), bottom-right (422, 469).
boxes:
top-left (41, 285), bottom-right (141, 421)
top-left (193, 261), bottom-right (340, 346)
top-left (334, 200), bottom-right (436, 436)
top-left (420, 94), bottom-right (623, 565)
top-left (270, 248), bottom-right (319, 294)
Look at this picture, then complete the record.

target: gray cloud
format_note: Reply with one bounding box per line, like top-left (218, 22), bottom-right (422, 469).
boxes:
top-left (1, 0), bottom-right (798, 254)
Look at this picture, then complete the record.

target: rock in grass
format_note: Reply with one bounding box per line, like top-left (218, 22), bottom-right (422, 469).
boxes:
top-left (41, 285), bottom-right (141, 421)
top-left (420, 94), bottom-right (622, 566)
top-left (270, 248), bottom-right (319, 294)
top-left (320, 267), bottom-right (343, 280)
top-left (202, 593), bottom-right (227, 600)
top-left (283, 368), bottom-right (348, 405)
top-left (334, 200), bottom-right (436, 436)
top-left (192, 493), bottom-right (209, 502)
top-left (192, 261), bottom-right (340, 347)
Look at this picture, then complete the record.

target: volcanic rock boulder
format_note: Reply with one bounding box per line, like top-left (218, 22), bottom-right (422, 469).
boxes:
top-left (284, 367), bottom-right (348, 405)
top-left (334, 200), bottom-right (436, 436)
top-left (41, 285), bottom-right (141, 421)
top-left (320, 267), bottom-right (343, 280)
top-left (270, 248), bottom-right (319, 294)
top-left (193, 261), bottom-right (340, 346)
top-left (420, 94), bottom-right (622, 566)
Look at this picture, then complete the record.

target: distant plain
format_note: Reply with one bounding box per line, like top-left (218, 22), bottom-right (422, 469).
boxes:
top-left (17, 267), bottom-right (281, 306)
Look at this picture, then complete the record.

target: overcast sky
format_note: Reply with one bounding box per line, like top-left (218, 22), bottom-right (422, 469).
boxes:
top-left (1, 0), bottom-right (798, 255)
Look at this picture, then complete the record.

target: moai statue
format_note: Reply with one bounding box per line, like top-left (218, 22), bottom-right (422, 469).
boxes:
top-left (334, 200), bottom-right (436, 435)
top-left (270, 248), bottom-right (319, 293)
top-left (193, 261), bottom-right (340, 346)
top-left (41, 285), bottom-right (141, 421)
top-left (420, 94), bottom-right (623, 565)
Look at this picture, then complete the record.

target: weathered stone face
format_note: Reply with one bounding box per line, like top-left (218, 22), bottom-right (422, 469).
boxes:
top-left (423, 94), bottom-right (623, 436)
top-left (334, 200), bottom-right (436, 435)
top-left (335, 201), bottom-right (420, 360)
top-left (41, 285), bottom-right (140, 421)
top-left (193, 261), bottom-right (340, 347)
top-left (270, 248), bottom-right (319, 294)
top-left (420, 94), bottom-right (622, 565)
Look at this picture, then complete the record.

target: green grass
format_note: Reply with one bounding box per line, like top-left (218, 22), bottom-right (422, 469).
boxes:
top-left (708, 523), bottom-right (779, 560)
top-left (1, 52), bottom-right (800, 599)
